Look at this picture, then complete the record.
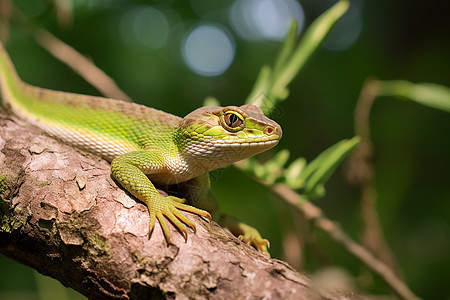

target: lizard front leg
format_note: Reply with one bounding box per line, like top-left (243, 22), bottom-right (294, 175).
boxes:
top-left (111, 150), bottom-right (211, 241)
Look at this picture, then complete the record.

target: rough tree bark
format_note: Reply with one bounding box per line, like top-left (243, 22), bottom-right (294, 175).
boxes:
top-left (0, 109), bottom-right (359, 300)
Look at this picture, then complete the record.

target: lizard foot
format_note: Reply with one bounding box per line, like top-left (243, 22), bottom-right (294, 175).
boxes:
top-left (238, 225), bottom-right (271, 257)
top-left (147, 195), bottom-right (211, 242)
top-left (220, 215), bottom-right (271, 256)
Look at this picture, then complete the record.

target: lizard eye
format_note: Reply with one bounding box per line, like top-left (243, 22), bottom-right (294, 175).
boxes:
top-left (221, 112), bottom-right (244, 132)
top-left (225, 113), bottom-right (242, 128)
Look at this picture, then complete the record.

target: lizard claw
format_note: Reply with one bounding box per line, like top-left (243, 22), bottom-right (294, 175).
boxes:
top-left (220, 215), bottom-right (271, 256)
top-left (147, 195), bottom-right (211, 242)
top-left (239, 234), bottom-right (271, 257)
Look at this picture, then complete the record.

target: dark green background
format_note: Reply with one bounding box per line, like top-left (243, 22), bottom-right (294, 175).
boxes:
top-left (1, 0), bottom-right (449, 299)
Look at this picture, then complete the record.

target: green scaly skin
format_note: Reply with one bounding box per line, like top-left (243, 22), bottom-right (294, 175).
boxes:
top-left (0, 42), bottom-right (282, 251)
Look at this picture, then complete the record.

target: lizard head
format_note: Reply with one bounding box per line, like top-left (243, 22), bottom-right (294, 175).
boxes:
top-left (179, 104), bottom-right (282, 168)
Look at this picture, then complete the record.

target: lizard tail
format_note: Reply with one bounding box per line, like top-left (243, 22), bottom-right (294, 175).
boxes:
top-left (0, 41), bottom-right (26, 113)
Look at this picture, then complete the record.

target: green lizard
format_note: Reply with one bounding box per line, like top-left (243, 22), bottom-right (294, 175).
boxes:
top-left (0, 42), bottom-right (282, 254)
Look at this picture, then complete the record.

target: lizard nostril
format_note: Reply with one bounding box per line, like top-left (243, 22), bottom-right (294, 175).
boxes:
top-left (264, 126), bottom-right (274, 135)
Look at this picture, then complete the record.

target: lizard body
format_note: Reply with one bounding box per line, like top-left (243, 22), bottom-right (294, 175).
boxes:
top-left (0, 42), bottom-right (282, 246)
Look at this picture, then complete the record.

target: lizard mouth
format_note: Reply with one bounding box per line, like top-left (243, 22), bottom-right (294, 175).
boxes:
top-left (185, 136), bottom-right (280, 156)
top-left (215, 138), bottom-right (279, 148)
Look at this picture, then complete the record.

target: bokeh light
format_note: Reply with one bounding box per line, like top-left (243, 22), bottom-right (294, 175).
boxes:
top-left (182, 24), bottom-right (235, 77)
top-left (230, 0), bottom-right (305, 41)
top-left (119, 6), bottom-right (170, 49)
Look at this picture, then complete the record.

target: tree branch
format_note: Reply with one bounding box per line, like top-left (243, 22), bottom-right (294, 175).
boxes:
top-left (0, 110), bottom-right (360, 300)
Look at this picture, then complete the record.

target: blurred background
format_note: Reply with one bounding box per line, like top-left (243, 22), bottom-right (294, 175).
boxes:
top-left (0, 0), bottom-right (449, 299)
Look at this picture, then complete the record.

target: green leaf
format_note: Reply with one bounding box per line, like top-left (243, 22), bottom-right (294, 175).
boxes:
top-left (246, 65), bottom-right (272, 108)
top-left (253, 161), bottom-right (266, 179)
top-left (304, 136), bottom-right (360, 197)
top-left (246, 0), bottom-right (350, 113)
top-left (270, 149), bottom-right (290, 168)
top-left (309, 184), bottom-right (326, 199)
top-left (272, 21), bottom-right (299, 80)
top-left (262, 149), bottom-right (290, 183)
top-left (269, 0), bottom-right (350, 101)
top-left (376, 80), bottom-right (450, 113)
top-left (284, 157), bottom-right (307, 189)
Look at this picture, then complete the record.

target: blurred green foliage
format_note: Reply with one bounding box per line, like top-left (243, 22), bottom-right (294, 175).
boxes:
top-left (1, 0), bottom-right (449, 299)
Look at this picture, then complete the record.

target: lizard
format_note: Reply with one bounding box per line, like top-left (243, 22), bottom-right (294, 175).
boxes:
top-left (0, 41), bottom-right (282, 254)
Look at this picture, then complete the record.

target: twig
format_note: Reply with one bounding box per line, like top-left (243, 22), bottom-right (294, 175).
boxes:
top-left (269, 183), bottom-right (422, 300)
top-left (10, 3), bottom-right (132, 102)
top-left (32, 28), bottom-right (133, 102)
top-left (348, 79), bottom-right (404, 276)
top-left (0, 0), bottom-right (12, 42)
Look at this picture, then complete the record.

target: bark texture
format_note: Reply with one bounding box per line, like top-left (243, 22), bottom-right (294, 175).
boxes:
top-left (0, 110), bottom-right (359, 300)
